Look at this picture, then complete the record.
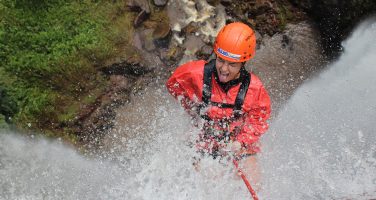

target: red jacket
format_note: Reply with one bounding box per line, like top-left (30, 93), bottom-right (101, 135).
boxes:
top-left (166, 60), bottom-right (271, 153)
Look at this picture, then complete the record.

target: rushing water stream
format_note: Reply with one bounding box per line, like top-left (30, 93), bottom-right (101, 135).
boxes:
top-left (1, 19), bottom-right (376, 199)
top-left (258, 18), bottom-right (376, 199)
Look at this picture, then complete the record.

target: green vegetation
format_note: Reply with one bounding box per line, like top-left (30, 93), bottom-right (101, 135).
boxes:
top-left (276, 3), bottom-right (302, 30)
top-left (0, 114), bottom-right (9, 129)
top-left (0, 0), bottom-right (135, 137)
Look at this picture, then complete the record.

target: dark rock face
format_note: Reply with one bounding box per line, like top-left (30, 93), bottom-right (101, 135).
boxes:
top-left (126, 0), bottom-right (151, 27)
top-left (221, 0), bottom-right (306, 36)
top-left (289, 0), bottom-right (376, 56)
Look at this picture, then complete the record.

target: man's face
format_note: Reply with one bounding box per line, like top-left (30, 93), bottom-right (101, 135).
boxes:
top-left (215, 56), bottom-right (243, 83)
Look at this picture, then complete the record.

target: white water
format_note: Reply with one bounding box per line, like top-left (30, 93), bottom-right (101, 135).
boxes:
top-left (258, 18), bottom-right (376, 199)
top-left (1, 19), bottom-right (376, 199)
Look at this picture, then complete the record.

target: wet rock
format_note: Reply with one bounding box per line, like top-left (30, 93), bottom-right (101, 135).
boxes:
top-left (134, 10), bottom-right (150, 28)
top-left (132, 31), bottom-right (165, 71)
top-left (178, 34), bottom-right (207, 64)
top-left (289, 0), bottom-right (376, 56)
top-left (167, 0), bottom-right (226, 44)
top-left (127, 0), bottom-right (151, 27)
top-left (100, 59), bottom-right (149, 77)
top-left (225, 0), bottom-right (305, 36)
top-left (74, 74), bottom-right (137, 151)
top-left (126, 0), bottom-right (150, 13)
top-left (133, 22), bottom-right (171, 51)
top-left (182, 22), bottom-right (199, 35)
top-left (142, 29), bottom-right (156, 51)
top-left (220, 0), bottom-right (232, 5)
top-left (195, 44), bottom-right (213, 61)
top-left (110, 75), bottom-right (130, 92)
top-left (142, 52), bottom-right (165, 72)
top-left (153, 23), bottom-right (171, 39)
top-left (159, 44), bottom-right (185, 67)
top-left (133, 30), bottom-right (155, 52)
top-left (281, 34), bottom-right (292, 50)
top-left (153, 0), bottom-right (168, 7)
top-left (133, 31), bottom-right (143, 50)
top-left (153, 23), bottom-right (172, 49)
top-left (255, 30), bottom-right (263, 49)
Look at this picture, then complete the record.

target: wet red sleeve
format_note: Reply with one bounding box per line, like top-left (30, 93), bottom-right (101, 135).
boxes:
top-left (235, 84), bottom-right (271, 153)
top-left (165, 61), bottom-right (203, 114)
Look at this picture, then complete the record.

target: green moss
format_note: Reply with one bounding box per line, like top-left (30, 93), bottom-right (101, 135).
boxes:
top-left (0, 0), bottom-right (138, 137)
top-left (57, 103), bottom-right (79, 124)
top-left (277, 5), bottom-right (289, 30)
top-left (57, 78), bottom-right (106, 124)
top-left (276, 3), bottom-right (304, 31)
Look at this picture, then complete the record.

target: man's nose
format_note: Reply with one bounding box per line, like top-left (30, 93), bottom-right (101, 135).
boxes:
top-left (219, 64), bottom-right (227, 72)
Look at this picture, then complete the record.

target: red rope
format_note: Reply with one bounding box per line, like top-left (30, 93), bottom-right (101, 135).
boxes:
top-left (233, 159), bottom-right (259, 200)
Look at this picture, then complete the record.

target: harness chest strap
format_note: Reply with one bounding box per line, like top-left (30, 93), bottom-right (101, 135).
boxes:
top-left (200, 59), bottom-right (251, 120)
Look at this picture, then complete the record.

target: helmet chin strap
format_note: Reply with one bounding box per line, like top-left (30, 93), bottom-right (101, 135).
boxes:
top-left (207, 50), bottom-right (215, 62)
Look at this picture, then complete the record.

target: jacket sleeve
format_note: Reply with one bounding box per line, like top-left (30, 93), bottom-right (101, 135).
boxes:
top-left (165, 62), bottom-right (201, 115)
top-left (234, 84), bottom-right (271, 153)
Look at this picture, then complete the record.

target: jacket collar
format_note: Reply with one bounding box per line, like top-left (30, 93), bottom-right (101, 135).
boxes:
top-left (213, 67), bottom-right (248, 92)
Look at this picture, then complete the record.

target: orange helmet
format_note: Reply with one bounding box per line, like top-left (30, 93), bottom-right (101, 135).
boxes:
top-left (213, 22), bottom-right (256, 63)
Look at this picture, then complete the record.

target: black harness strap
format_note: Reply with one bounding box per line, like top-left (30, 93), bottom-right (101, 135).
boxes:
top-left (202, 59), bottom-right (215, 106)
top-left (233, 71), bottom-right (250, 118)
top-left (200, 59), bottom-right (251, 120)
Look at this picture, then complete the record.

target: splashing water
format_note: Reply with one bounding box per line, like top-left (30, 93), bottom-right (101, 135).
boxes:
top-left (0, 79), bottom-right (251, 199)
top-left (1, 18), bottom-right (376, 199)
top-left (259, 18), bottom-right (376, 199)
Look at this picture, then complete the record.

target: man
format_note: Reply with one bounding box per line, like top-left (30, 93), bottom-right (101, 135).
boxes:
top-left (166, 22), bottom-right (271, 166)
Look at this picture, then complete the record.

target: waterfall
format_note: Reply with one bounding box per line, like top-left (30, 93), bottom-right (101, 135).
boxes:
top-left (1, 18), bottom-right (375, 200)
